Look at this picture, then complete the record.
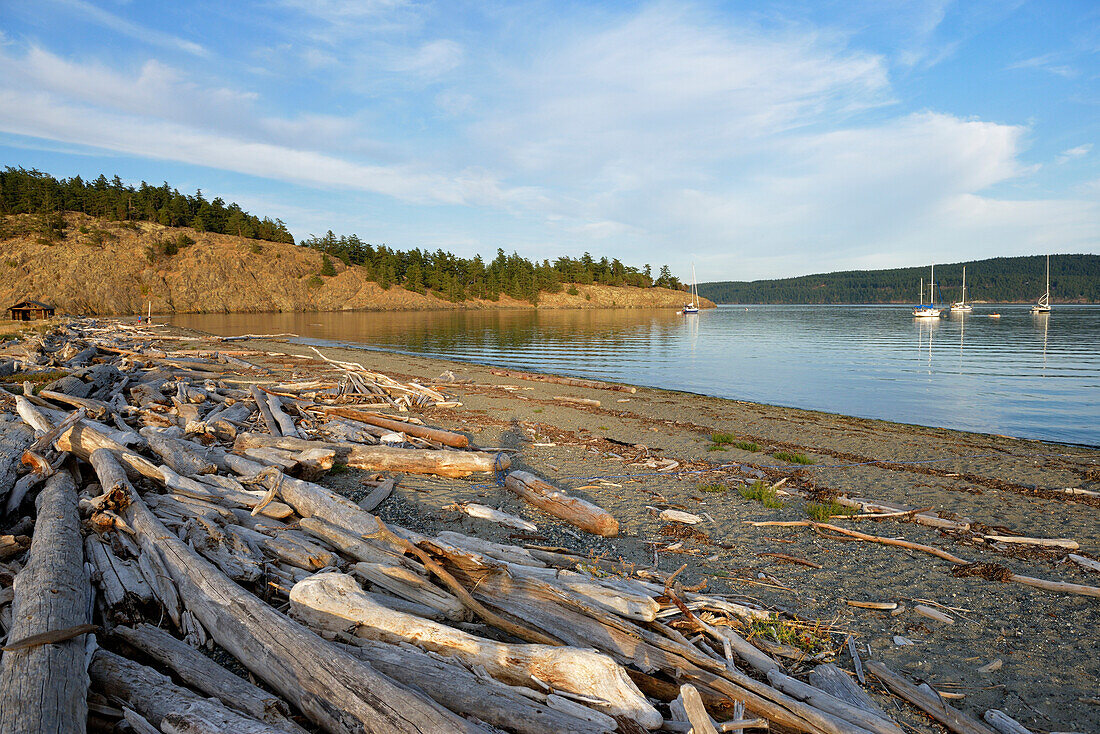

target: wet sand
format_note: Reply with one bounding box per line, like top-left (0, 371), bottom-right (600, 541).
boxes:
top-left (215, 330), bottom-right (1099, 733)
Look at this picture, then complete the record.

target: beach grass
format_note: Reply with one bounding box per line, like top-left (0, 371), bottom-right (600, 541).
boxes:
top-left (698, 482), bottom-right (729, 493)
top-left (773, 450), bottom-right (814, 465)
top-left (738, 479), bottom-right (783, 508)
top-left (709, 432), bottom-right (759, 452)
top-left (806, 501), bottom-right (856, 522)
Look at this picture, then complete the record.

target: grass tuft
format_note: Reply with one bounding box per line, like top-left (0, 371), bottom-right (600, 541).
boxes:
top-left (773, 450), bottom-right (814, 465)
top-left (734, 440), bottom-right (760, 452)
top-left (329, 463), bottom-right (349, 475)
top-left (709, 431), bottom-right (737, 445)
top-left (805, 501), bottom-right (856, 522)
top-left (738, 480), bottom-right (783, 508)
top-left (698, 482), bottom-right (728, 494)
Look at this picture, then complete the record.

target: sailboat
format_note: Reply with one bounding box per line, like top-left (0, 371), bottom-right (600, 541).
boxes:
top-left (913, 264), bottom-right (941, 318)
top-left (681, 263), bottom-right (700, 314)
top-left (950, 266), bottom-right (973, 312)
top-left (1031, 255), bottom-right (1051, 314)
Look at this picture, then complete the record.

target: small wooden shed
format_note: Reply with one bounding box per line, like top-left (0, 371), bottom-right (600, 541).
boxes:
top-left (7, 300), bottom-right (56, 321)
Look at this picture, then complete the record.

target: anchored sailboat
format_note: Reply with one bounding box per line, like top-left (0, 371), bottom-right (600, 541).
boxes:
top-left (950, 266), bottom-right (973, 312)
top-left (913, 264), bottom-right (941, 318)
top-left (681, 263), bottom-right (700, 314)
top-left (1031, 255), bottom-right (1051, 314)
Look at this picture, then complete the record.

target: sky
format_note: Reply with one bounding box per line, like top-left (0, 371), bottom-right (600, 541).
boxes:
top-left (0, 0), bottom-right (1097, 281)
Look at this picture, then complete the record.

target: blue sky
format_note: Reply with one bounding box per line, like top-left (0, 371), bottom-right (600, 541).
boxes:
top-left (0, 0), bottom-right (1096, 281)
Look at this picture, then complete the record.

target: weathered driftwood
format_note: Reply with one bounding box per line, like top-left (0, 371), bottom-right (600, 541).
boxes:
top-left (326, 407), bottom-right (469, 447)
top-left (334, 640), bottom-right (616, 734)
top-left (808, 664), bottom-right (890, 723)
top-left (452, 502), bottom-right (538, 531)
top-left (351, 561), bottom-right (466, 620)
top-left (866, 661), bottom-right (997, 734)
top-left (142, 430), bottom-right (217, 476)
top-left (505, 470), bottom-right (618, 536)
top-left (113, 624), bottom-right (307, 733)
top-left (262, 532), bottom-right (337, 572)
top-left (0, 471), bottom-right (89, 734)
top-left (125, 492), bottom-right (483, 734)
top-left (767, 670), bottom-right (904, 734)
top-left (85, 535), bottom-right (153, 619)
top-left (670, 684), bottom-right (718, 734)
top-left (0, 419), bottom-right (34, 506)
top-left (832, 496), bottom-right (970, 531)
top-left (249, 385), bottom-right (282, 436)
top-left (264, 391), bottom-right (302, 439)
top-left (747, 520), bottom-right (1100, 599)
top-left (553, 395), bottom-right (602, 407)
top-left (358, 473), bottom-right (399, 511)
top-left (983, 535), bottom-right (1079, 550)
top-left (89, 649), bottom-right (288, 734)
top-left (981, 710), bottom-right (1033, 734)
top-left (291, 572), bottom-right (662, 728)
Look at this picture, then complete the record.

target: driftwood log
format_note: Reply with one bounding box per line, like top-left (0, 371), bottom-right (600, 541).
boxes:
top-left (0, 471), bottom-right (90, 734)
top-left (505, 470), bottom-right (618, 536)
top-left (123, 491), bottom-right (483, 734)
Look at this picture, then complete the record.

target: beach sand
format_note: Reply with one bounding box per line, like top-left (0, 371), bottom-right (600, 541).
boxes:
top-left (206, 329), bottom-right (1099, 733)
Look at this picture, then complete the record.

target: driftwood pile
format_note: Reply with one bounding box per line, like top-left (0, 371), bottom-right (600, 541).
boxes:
top-left (0, 319), bottom-right (1023, 734)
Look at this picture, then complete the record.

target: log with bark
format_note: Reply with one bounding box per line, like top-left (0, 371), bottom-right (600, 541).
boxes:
top-left (505, 470), bottom-right (619, 536)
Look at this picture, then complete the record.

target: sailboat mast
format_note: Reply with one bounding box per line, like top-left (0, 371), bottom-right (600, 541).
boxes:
top-left (930, 263), bottom-right (935, 306)
top-left (919, 277), bottom-right (923, 306)
top-left (962, 266), bottom-right (966, 305)
top-left (1045, 255), bottom-right (1050, 301)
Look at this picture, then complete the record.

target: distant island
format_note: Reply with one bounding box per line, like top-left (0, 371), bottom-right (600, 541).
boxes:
top-left (0, 167), bottom-right (710, 315)
top-left (699, 254), bottom-right (1100, 304)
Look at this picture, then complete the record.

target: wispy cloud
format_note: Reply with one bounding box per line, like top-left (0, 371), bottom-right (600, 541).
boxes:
top-left (1057, 144), bottom-right (1093, 163)
top-left (1008, 53), bottom-right (1077, 78)
top-left (49, 0), bottom-right (208, 57)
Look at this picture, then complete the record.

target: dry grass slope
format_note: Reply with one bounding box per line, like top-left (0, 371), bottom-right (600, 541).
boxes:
top-left (0, 213), bottom-right (713, 315)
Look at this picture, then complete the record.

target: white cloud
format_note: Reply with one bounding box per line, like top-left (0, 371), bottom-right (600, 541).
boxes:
top-left (1007, 53), bottom-right (1077, 78)
top-left (48, 0), bottom-right (207, 57)
top-left (1057, 144), bottom-right (1092, 164)
top-left (387, 40), bottom-right (464, 78)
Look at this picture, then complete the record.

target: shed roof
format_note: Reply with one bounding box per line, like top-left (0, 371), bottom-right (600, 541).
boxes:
top-left (8, 300), bottom-right (55, 310)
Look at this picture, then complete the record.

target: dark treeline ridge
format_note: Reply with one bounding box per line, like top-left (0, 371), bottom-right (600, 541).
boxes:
top-left (699, 254), bottom-right (1100, 304)
top-left (300, 230), bottom-right (682, 304)
top-left (0, 167), bottom-right (295, 244)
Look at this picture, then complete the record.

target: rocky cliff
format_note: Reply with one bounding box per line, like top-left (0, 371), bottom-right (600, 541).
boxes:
top-left (1, 214), bottom-right (712, 315)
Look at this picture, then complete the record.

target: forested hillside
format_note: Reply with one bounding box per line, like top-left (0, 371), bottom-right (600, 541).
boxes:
top-left (698, 255), bottom-right (1100, 304)
top-left (0, 167), bottom-right (683, 305)
top-left (0, 167), bottom-right (295, 244)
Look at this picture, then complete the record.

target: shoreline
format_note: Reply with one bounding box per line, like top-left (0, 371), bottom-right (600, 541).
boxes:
top-left (210, 327), bottom-right (1098, 733)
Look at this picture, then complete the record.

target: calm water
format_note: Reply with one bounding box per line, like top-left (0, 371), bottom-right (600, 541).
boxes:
top-left (170, 305), bottom-right (1100, 445)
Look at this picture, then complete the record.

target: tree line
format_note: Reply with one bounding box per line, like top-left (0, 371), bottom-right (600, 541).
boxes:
top-left (300, 232), bottom-right (680, 304)
top-left (698, 255), bottom-right (1100, 304)
top-left (0, 167), bottom-right (684, 305)
top-left (0, 167), bottom-right (295, 244)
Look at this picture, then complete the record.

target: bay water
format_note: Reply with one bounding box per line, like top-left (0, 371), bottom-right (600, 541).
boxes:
top-left (169, 304), bottom-right (1100, 445)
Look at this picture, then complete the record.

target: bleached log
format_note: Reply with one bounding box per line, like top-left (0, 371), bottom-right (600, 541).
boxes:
top-left (436, 531), bottom-right (548, 567)
top-left (0, 471), bottom-right (89, 733)
top-left (866, 661), bottom-right (996, 734)
top-left (185, 516), bottom-right (264, 583)
top-left (129, 383), bottom-right (167, 407)
top-left (125, 492), bottom-right (482, 733)
top-left (135, 547), bottom-right (181, 629)
top-left (85, 535), bottom-right (153, 619)
top-left (505, 470), bottom-right (618, 536)
top-left (240, 446), bottom-right (300, 472)
top-left (767, 670), bottom-right (904, 734)
top-left (141, 430), bottom-right (216, 476)
top-left (262, 532), bottom-right (338, 572)
top-left (321, 407), bottom-right (469, 448)
top-left (265, 392), bottom-right (302, 439)
top-left (982, 710), bottom-right (1033, 734)
top-left (335, 640), bottom-right (615, 734)
top-left (89, 649), bottom-right (289, 734)
top-left (984, 535), bottom-right (1079, 550)
top-left (453, 502), bottom-right (538, 531)
top-left (38, 389), bottom-right (110, 419)
top-left (833, 496), bottom-right (970, 531)
top-left (351, 562), bottom-right (467, 620)
top-left (113, 624), bottom-right (307, 733)
top-left (299, 516), bottom-right (406, 566)
top-left (291, 572), bottom-right (661, 729)
top-left (1068, 554), bottom-right (1100, 573)
top-left (671, 684), bottom-right (718, 734)
top-left (0, 419), bottom-right (34, 507)
top-left (808, 664), bottom-right (890, 722)
top-left (358, 474), bottom-right (398, 511)
top-left (249, 385), bottom-right (282, 436)
top-left (176, 472), bottom-right (294, 519)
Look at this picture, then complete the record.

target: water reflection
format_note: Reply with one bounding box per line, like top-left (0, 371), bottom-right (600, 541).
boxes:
top-left (170, 305), bottom-right (1100, 444)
